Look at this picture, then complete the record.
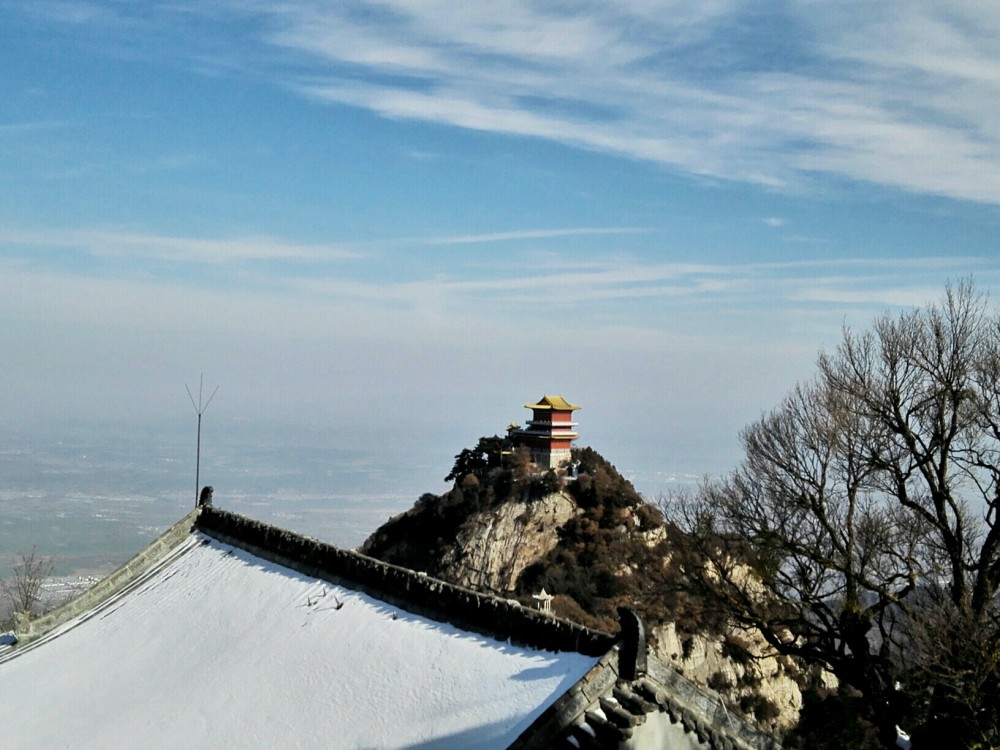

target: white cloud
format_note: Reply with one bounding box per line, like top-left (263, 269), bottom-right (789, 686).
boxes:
top-left (789, 285), bottom-right (952, 308)
top-left (0, 227), bottom-right (364, 264)
top-left (5, 226), bottom-right (992, 329)
top-left (14, 2), bottom-right (1000, 203)
top-left (410, 227), bottom-right (650, 246)
top-left (241, 1), bottom-right (1000, 204)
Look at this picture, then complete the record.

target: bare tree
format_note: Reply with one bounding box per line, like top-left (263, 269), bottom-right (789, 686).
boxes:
top-left (898, 583), bottom-right (1000, 748)
top-left (2, 547), bottom-right (55, 625)
top-left (665, 282), bottom-right (1000, 746)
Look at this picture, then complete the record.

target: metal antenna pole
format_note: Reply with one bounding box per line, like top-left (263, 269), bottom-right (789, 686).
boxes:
top-left (195, 409), bottom-right (202, 505)
top-left (186, 374), bottom-right (219, 508)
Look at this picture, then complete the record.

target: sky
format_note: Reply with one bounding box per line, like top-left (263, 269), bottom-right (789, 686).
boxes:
top-left (4, 1), bottom-right (1000, 506)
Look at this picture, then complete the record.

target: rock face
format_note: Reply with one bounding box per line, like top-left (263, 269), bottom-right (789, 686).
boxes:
top-left (435, 490), bottom-right (579, 592)
top-left (361, 445), bottom-right (808, 736)
top-left (653, 622), bottom-right (806, 733)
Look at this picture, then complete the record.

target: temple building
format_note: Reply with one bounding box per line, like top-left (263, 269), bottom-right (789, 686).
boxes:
top-left (1, 505), bottom-right (779, 750)
top-left (510, 395), bottom-right (580, 469)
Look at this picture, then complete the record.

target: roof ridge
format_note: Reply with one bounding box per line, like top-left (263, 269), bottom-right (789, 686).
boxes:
top-left (195, 506), bottom-right (615, 656)
top-left (525, 395), bottom-right (581, 411)
top-left (10, 508), bottom-right (202, 647)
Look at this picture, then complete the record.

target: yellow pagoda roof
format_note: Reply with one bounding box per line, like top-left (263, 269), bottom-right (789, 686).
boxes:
top-left (525, 395), bottom-right (580, 411)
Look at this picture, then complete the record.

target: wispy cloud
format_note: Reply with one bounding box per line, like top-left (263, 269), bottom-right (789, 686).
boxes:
top-left (0, 227), bottom-right (364, 264)
top-left (14, 3), bottom-right (1000, 202)
top-left (0, 226), bottom-right (646, 265)
top-left (172, 0), bottom-right (1000, 205)
top-left (270, 244), bottom-right (1000, 316)
top-left (408, 227), bottom-right (650, 246)
top-left (5, 225), bottom-right (993, 309)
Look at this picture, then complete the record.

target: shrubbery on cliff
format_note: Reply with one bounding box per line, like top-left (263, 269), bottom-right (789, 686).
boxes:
top-left (360, 435), bottom-right (558, 577)
top-left (517, 446), bottom-right (669, 631)
top-left (361, 439), bottom-right (671, 633)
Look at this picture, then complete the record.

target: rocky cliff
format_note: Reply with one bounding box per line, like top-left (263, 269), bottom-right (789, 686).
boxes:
top-left (360, 441), bottom-right (809, 735)
top-left (360, 444), bottom-right (666, 629)
top-left (434, 489), bottom-right (579, 592)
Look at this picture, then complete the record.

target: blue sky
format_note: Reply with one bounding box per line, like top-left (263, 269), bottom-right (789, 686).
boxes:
top-left (4, 1), bottom-right (1000, 499)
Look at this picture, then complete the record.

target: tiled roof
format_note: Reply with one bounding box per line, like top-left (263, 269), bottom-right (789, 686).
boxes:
top-left (512, 609), bottom-right (782, 750)
top-left (549, 656), bottom-right (784, 750)
top-left (525, 395), bottom-right (581, 411)
top-left (512, 651), bottom-right (782, 750)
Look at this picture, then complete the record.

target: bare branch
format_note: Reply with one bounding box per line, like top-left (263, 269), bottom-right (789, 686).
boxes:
top-left (2, 547), bottom-right (55, 623)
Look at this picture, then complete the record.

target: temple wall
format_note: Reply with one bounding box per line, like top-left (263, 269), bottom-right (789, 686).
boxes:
top-left (194, 506), bottom-right (615, 656)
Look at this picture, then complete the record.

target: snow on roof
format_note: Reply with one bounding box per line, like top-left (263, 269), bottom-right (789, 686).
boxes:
top-left (0, 533), bottom-right (599, 749)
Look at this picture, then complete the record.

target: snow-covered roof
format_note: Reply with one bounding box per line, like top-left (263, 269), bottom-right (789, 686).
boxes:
top-left (0, 506), bottom-right (781, 750)
top-left (0, 530), bottom-right (600, 749)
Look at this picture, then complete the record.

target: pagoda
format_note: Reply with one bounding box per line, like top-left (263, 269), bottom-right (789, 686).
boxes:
top-left (510, 395), bottom-right (580, 469)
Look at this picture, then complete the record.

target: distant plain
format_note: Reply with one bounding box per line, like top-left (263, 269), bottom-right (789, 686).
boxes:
top-left (0, 425), bottom-right (439, 577)
top-left (1, 423), bottom-right (689, 580)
